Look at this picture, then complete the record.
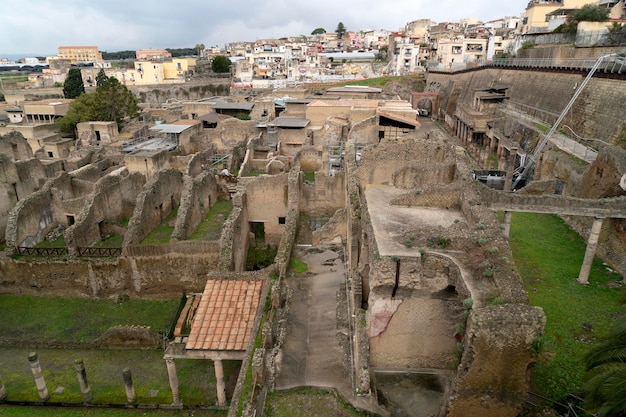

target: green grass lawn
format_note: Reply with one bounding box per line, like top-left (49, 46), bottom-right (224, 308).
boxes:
top-left (0, 295), bottom-right (179, 343)
top-left (189, 200), bottom-right (233, 241)
top-left (508, 212), bottom-right (625, 400)
top-left (0, 348), bottom-right (239, 408)
top-left (0, 406), bottom-right (226, 417)
top-left (141, 209), bottom-right (178, 244)
top-left (94, 233), bottom-right (124, 248)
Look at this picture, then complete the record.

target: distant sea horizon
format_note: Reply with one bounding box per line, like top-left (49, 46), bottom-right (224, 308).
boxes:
top-left (1, 53), bottom-right (53, 61)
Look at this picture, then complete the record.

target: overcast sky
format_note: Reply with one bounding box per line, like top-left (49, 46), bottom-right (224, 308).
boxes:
top-left (1, 0), bottom-right (526, 56)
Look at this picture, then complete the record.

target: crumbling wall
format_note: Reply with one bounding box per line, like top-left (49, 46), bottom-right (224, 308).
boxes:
top-left (5, 172), bottom-right (69, 247)
top-left (204, 118), bottom-right (257, 152)
top-left (172, 170), bottom-right (219, 241)
top-left (218, 190), bottom-right (250, 272)
top-left (300, 171), bottom-right (345, 217)
top-left (123, 168), bottom-right (184, 246)
top-left (65, 168), bottom-right (146, 251)
top-left (241, 173), bottom-right (289, 246)
top-left (357, 136), bottom-right (456, 186)
top-left (275, 169), bottom-right (300, 278)
top-left (447, 305), bottom-right (546, 417)
top-left (0, 254), bottom-right (213, 298)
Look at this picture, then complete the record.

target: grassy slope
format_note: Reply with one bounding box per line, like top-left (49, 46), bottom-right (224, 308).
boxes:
top-left (508, 212), bottom-right (625, 399)
top-left (0, 296), bottom-right (178, 342)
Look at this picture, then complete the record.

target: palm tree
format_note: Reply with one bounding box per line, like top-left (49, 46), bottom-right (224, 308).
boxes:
top-left (583, 318), bottom-right (626, 417)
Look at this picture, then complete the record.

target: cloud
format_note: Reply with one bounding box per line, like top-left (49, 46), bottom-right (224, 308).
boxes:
top-left (0, 0), bottom-right (525, 56)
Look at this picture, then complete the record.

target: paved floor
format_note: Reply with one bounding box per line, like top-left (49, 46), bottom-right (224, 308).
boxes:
top-left (275, 245), bottom-right (387, 416)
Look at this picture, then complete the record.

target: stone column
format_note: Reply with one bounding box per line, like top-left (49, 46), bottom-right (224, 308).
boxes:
top-left (165, 358), bottom-right (181, 406)
top-left (503, 211), bottom-right (513, 238)
top-left (28, 352), bottom-right (49, 402)
top-left (122, 368), bottom-right (136, 405)
top-left (214, 359), bottom-right (227, 406)
top-left (504, 147), bottom-right (518, 191)
top-left (0, 377), bottom-right (7, 401)
top-left (74, 359), bottom-right (92, 403)
top-left (577, 218), bottom-right (604, 285)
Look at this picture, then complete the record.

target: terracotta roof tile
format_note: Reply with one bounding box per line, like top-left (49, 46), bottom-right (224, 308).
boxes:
top-left (185, 279), bottom-right (264, 351)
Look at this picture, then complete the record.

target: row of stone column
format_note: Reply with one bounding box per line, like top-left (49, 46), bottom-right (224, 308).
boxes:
top-left (0, 353), bottom-right (136, 405)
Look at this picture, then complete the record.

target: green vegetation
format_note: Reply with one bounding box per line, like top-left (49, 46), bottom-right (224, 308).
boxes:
top-left (290, 258), bottom-right (308, 274)
top-left (0, 347), bottom-right (237, 408)
top-left (211, 55), bottom-right (231, 73)
top-left (582, 319), bottom-right (626, 417)
top-left (189, 200), bottom-right (233, 240)
top-left (141, 208), bottom-right (178, 244)
top-left (0, 407), bottom-right (226, 417)
top-left (63, 67), bottom-right (85, 99)
top-left (57, 77), bottom-right (140, 134)
top-left (246, 243), bottom-right (277, 271)
top-left (0, 295), bottom-right (178, 342)
top-left (94, 233), bottom-right (124, 248)
top-left (507, 212), bottom-right (625, 400)
top-left (36, 235), bottom-right (67, 248)
top-left (265, 387), bottom-right (370, 417)
top-left (303, 171), bottom-right (315, 182)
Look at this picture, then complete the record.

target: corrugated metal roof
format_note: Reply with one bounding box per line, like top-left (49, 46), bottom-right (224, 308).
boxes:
top-left (185, 279), bottom-right (264, 351)
top-left (149, 124), bottom-right (192, 134)
top-left (212, 102), bottom-right (255, 111)
top-left (271, 116), bottom-right (310, 128)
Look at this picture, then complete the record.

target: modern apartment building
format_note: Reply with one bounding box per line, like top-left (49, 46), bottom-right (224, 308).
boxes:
top-left (57, 46), bottom-right (103, 63)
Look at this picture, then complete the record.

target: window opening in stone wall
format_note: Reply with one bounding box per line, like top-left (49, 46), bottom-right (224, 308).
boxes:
top-left (278, 216), bottom-right (286, 225)
top-left (66, 215), bottom-right (75, 226)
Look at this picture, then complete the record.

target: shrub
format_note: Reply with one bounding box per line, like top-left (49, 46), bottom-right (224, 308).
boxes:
top-left (477, 238), bottom-right (487, 246)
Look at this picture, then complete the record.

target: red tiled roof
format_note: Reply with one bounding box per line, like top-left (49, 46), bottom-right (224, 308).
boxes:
top-left (186, 279), bottom-right (264, 351)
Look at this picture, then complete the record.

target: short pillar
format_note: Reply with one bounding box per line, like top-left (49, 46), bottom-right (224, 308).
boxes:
top-left (122, 368), bottom-right (136, 405)
top-left (214, 359), bottom-right (227, 406)
top-left (28, 352), bottom-right (49, 402)
top-left (0, 377), bottom-right (7, 401)
top-left (503, 211), bottom-right (513, 238)
top-left (577, 218), bottom-right (604, 284)
top-left (165, 358), bottom-right (181, 406)
top-left (74, 359), bottom-right (92, 403)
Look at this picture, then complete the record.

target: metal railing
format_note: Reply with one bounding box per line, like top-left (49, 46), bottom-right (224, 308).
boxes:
top-left (486, 56), bottom-right (626, 73)
top-left (77, 247), bottom-right (122, 257)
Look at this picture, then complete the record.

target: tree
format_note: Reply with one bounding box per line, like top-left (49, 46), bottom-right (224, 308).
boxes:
top-left (93, 77), bottom-right (140, 129)
top-left (582, 318), bottom-right (626, 417)
top-left (195, 43), bottom-right (205, 57)
top-left (63, 68), bottom-right (85, 99)
top-left (336, 22), bottom-right (346, 39)
top-left (311, 27), bottom-right (326, 35)
top-left (211, 55), bottom-right (231, 73)
top-left (554, 4), bottom-right (609, 34)
top-left (56, 77), bottom-right (139, 134)
top-left (95, 69), bottom-right (108, 89)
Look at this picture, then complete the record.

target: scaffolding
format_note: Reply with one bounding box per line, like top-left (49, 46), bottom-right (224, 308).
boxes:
top-left (327, 143), bottom-right (344, 176)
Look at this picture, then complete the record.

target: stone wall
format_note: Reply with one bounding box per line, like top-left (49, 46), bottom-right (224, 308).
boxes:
top-left (123, 168), bottom-right (184, 246)
top-left (300, 171), bottom-right (345, 217)
top-left (203, 118), bottom-right (258, 152)
top-left (426, 67), bottom-right (626, 145)
top-left (172, 171), bottom-right (219, 241)
top-left (447, 305), bottom-right (546, 417)
top-left (132, 80), bottom-right (230, 106)
top-left (65, 169), bottom-right (146, 251)
top-left (356, 135), bottom-right (456, 186)
top-left (275, 169), bottom-right (301, 278)
top-left (0, 254), bottom-right (212, 298)
top-left (218, 190), bottom-right (250, 272)
top-left (240, 173), bottom-right (289, 246)
top-left (5, 172), bottom-right (68, 247)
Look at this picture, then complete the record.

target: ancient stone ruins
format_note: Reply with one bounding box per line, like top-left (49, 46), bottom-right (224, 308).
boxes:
top-left (0, 64), bottom-right (625, 417)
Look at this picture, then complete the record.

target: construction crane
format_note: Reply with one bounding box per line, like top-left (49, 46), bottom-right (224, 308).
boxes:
top-left (511, 53), bottom-right (617, 190)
